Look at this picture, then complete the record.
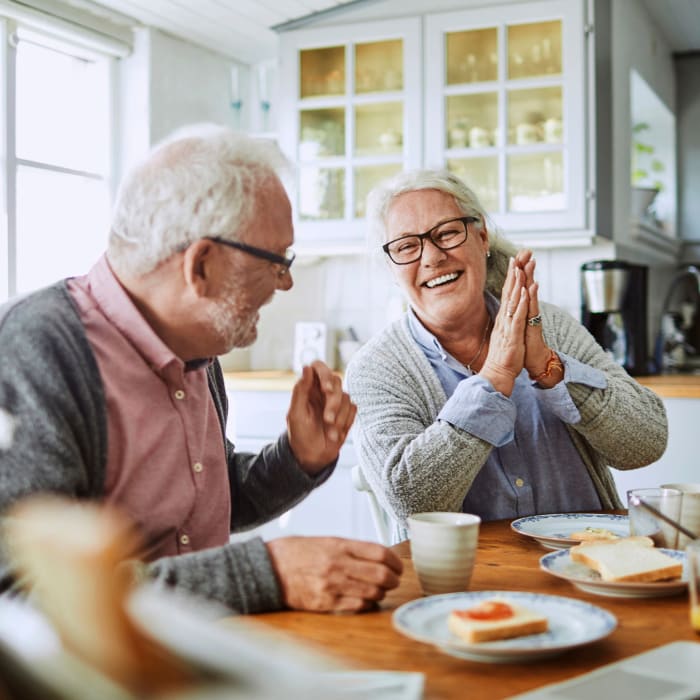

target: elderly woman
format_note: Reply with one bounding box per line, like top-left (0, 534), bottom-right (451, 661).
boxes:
top-left (346, 169), bottom-right (667, 542)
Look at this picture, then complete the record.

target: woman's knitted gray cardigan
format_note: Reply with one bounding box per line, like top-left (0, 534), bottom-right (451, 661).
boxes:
top-left (346, 301), bottom-right (667, 540)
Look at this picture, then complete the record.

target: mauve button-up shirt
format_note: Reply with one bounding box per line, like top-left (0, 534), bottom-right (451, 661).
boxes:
top-left (67, 255), bottom-right (231, 560)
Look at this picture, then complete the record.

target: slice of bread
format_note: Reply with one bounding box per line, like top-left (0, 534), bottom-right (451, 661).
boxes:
top-left (569, 536), bottom-right (683, 583)
top-left (448, 598), bottom-right (548, 644)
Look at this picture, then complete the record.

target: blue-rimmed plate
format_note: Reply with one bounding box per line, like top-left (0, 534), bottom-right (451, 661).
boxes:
top-left (540, 548), bottom-right (687, 598)
top-left (392, 591), bottom-right (616, 663)
top-left (511, 513), bottom-right (630, 550)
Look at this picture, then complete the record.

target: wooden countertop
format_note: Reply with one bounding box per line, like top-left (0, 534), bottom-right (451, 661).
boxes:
top-left (223, 370), bottom-right (700, 399)
top-left (223, 370), bottom-right (299, 392)
top-left (634, 374), bottom-right (700, 398)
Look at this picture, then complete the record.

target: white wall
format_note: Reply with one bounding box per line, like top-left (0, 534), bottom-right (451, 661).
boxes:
top-left (117, 27), bottom-right (250, 179)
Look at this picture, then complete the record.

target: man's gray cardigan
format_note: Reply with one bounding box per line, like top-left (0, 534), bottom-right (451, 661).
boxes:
top-left (0, 282), bottom-right (324, 613)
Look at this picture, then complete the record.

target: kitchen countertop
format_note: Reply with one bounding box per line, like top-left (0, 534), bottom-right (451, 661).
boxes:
top-left (634, 374), bottom-right (700, 398)
top-left (223, 371), bottom-right (300, 392)
top-left (223, 371), bottom-right (700, 398)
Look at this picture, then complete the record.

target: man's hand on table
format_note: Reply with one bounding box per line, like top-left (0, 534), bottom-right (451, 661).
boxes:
top-left (266, 537), bottom-right (403, 613)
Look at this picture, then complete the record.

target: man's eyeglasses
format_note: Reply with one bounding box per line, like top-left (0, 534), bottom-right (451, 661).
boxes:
top-left (207, 237), bottom-right (296, 276)
top-left (382, 216), bottom-right (478, 265)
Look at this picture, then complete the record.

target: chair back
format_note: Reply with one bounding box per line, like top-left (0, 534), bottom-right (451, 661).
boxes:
top-left (350, 465), bottom-right (393, 546)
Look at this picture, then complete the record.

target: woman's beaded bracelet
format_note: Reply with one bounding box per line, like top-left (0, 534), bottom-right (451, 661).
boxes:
top-left (529, 349), bottom-right (563, 382)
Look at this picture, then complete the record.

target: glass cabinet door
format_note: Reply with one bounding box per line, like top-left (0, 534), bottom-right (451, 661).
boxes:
top-left (279, 18), bottom-right (422, 250)
top-left (426, 0), bottom-right (586, 235)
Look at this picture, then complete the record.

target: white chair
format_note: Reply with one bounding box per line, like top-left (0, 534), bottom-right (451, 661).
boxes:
top-left (350, 465), bottom-right (393, 546)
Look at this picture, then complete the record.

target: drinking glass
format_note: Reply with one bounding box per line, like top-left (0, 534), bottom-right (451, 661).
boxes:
top-left (688, 539), bottom-right (700, 634)
top-left (627, 487), bottom-right (682, 549)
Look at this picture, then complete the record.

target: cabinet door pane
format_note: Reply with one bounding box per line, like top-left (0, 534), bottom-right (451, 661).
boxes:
top-left (446, 28), bottom-right (497, 85)
top-left (354, 164), bottom-right (402, 218)
top-left (355, 39), bottom-right (403, 93)
top-left (508, 86), bottom-right (562, 145)
top-left (300, 46), bottom-right (345, 98)
top-left (447, 157), bottom-right (499, 213)
top-left (446, 92), bottom-right (498, 149)
top-left (508, 152), bottom-right (564, 212)
top-left (299, 167), bottom-right (345, 220)
top-left (508, 20), bottom-right (562, 80)
top-left (355, 102), bottom-right (403, 156)
top-left (299, 108), bottom-right (345, 158)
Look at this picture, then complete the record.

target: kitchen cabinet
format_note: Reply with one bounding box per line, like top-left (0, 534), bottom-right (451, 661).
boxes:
top-left (225, 387), bottom-right (380, 543)
top-left (278, 17), bottom-right (423, 252)
top-left (279, 1), bottom-right (591, 251)
top-left (425, 0), bottom-right (587, 236)
top-left (278, 0), bottom-right (680, 262)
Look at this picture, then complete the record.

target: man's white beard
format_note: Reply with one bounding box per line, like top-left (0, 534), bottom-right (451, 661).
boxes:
top-left (206, 289), bottom-right (258, 351)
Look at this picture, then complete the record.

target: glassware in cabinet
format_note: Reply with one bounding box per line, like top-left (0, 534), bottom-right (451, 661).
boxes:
top-left (425, 0), bottom-right (586, 235)
top-left (279, 18), bottom-right (422, 251)
top-left (299, 46), bottom-right (345, 98)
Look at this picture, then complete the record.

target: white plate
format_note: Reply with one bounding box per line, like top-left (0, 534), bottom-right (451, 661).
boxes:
top-left (511, 513), bottom-right (630, 550)
top-left (539, 548), bottom-right (687, 598)
top-left (392, 591), bottom-right (616, 663)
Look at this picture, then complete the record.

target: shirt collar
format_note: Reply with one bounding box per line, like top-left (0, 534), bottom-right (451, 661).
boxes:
top-left (406, 292), bottom-right (501, 362)
top-left (85, 255), bottom-right (205, 377)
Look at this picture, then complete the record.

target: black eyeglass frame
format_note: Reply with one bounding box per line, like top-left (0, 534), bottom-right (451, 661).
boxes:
top-left (206, 236), bottom-right (296, 272)
top-left (382, 216), bottom-right (480, 265)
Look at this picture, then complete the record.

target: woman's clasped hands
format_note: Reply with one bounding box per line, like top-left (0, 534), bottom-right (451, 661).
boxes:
top-left (479, 250), bottom-right (562, 395)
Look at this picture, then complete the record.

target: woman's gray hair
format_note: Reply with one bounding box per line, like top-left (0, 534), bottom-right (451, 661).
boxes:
top-left (365, 169), bottom-right (516, 295)
top-left (108, 123), bottom-right (291, 277)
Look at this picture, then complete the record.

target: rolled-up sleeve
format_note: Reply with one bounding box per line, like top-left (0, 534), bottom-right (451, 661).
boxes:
top-left (530, 352), bottom-right (608, 425)
top-left (437, 375), bottom-right (516, 446)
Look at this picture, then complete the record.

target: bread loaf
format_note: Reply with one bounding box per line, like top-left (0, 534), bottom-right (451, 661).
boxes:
top-left (4, 495), bottom-right (195, 694)
top-left (569, 536), bottom-right (682, 583)
top-left (448, 599), bottom-right (548, 644)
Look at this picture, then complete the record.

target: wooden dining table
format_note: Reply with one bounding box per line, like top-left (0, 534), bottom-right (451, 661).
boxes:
top-left (246, 517), bottom-right (699, 700)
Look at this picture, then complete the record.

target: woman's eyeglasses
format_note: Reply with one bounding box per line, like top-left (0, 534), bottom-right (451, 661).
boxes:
top-left (382, 216), bottom-right (478, 265)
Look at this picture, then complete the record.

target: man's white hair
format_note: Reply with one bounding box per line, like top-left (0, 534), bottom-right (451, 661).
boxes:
top-left (107, 124), bottom-right (291, 277)
top-left (365, 168), bottom-right (516, 295)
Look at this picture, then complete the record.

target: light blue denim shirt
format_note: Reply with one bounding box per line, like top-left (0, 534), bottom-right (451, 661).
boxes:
top-left (407, 294), bottom-right (608, 520)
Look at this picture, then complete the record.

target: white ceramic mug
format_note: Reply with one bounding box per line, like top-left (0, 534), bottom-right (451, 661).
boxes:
top-left (468, 127), bottom-right (490, 149)
top-left (661, 483), bottom-right (700, 549)
top-left (407, 512), bottom-right (480, 595)
top-left (515, 123), bottom-right (540, 145)
top-left (543, 118), bottom-right (563, 143)
top-left (627, 487), bottom-right (682, 549)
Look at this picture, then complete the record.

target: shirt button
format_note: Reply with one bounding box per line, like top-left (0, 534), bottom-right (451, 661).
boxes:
top-left (515, 478), bottom-right (525, 487)
top-left (193, 462), bottom-right (203, 473)
top-left (174, 389), bottom-right (185, 400)
top-left (180, 534), bottom-right (190, 545)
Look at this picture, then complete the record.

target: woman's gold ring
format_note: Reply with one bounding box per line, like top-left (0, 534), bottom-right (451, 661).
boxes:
top-left (527, 314), bottom-right (542, 326)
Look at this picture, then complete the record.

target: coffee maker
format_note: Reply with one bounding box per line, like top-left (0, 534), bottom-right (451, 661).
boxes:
top-left (580, 260), bottom-right (649, 375)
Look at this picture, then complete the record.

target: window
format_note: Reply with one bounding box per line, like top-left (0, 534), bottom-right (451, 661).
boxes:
top-left (1, 24), bottom-right (115, 300)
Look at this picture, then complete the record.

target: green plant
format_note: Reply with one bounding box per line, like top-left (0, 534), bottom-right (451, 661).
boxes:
top-left (631, 122), bottom-right (665, 190)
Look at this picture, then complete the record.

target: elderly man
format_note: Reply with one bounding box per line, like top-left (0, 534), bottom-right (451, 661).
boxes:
top-left (0, 124), bottom-right (402, 613)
